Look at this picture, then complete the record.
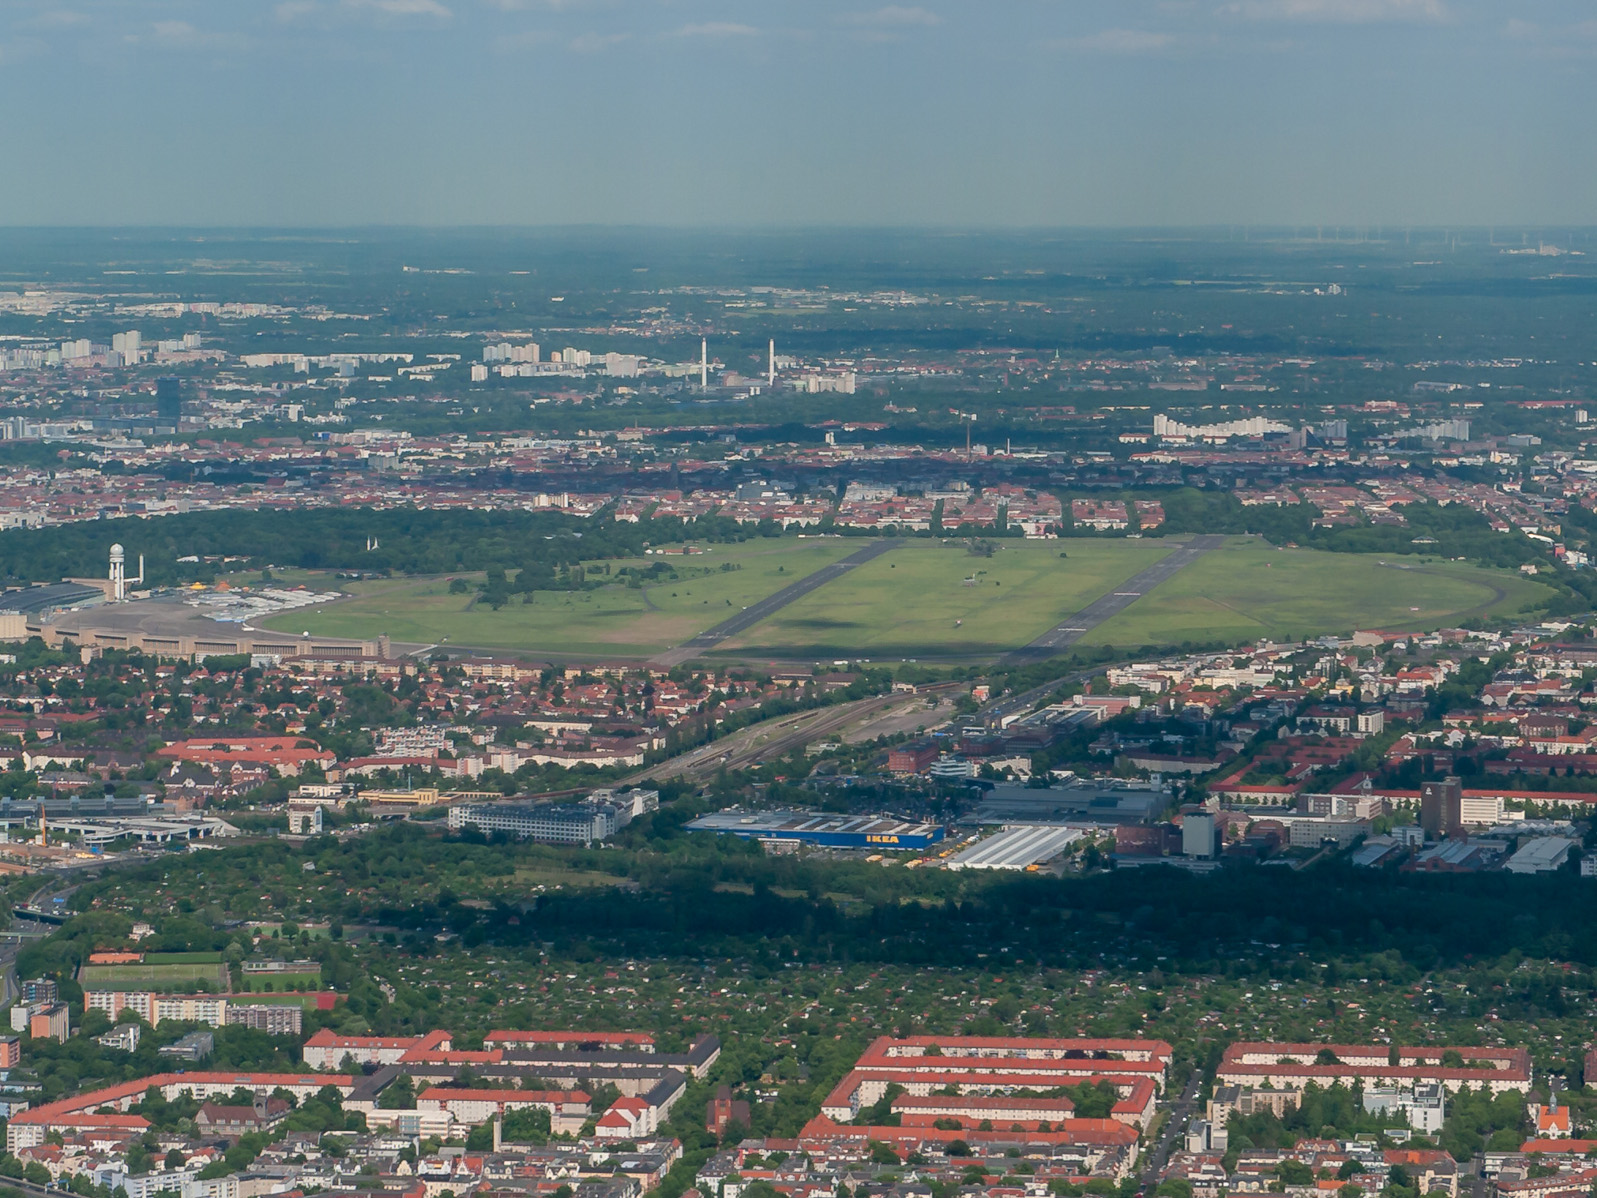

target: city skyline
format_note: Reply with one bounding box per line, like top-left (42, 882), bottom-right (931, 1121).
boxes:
top-left (0, 0), bottom-right (1593, 228)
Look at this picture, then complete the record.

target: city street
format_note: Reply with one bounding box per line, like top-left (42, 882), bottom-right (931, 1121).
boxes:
top-left (1139, 1072), bottom-right (1204, 1194)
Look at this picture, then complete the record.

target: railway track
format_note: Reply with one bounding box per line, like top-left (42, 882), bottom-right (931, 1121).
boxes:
top-left (628, 683), bottom-right (959, 784)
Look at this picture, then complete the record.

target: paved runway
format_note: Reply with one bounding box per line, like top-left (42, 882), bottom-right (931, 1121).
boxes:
top-left (1004, 533), bottom-right (1228, 663)
top-left (651, 539), bottom-right (901, 666)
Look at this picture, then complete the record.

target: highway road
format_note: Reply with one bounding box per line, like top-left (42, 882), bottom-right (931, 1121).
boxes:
top-left (0, 939), bottom-right (19, 1008)
top-left (1006, 534), bottom-right (1228, 664)
top-left (651, 539), bottom-right (900, 666)
top-left (0, 878), bottom-right (66, 1014)
top-left (0, 1175), bottom-right (59, 1198)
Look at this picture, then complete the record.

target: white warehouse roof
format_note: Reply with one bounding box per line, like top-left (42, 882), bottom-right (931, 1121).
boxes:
top-left (1504, 835), bottom-right (1575, 874)
top-left (947, 824), bottom-right (1082, 871)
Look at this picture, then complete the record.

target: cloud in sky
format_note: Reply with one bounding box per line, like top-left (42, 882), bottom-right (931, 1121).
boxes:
top-left (1498, 14), bottom-right (1597, 58)
top-left (0, 36), bottom-right (49, 63)
top-left (135, 20), bottom-right (248, 50)
top-left (491, 28), bottom-right (552, 51)
top-left (275, 0), bottom-right (459, 24)
top-left (1218, 0), bottom-right (1446, 22)
top-left (481, 0), bottom-right (595, 9)
top-left (26, 8), bottom-right (89, 30)
top-left (672, 21), bottom-right (758, 38)
top-left (1054, 28), bottom-right (1179, 53)
top-left (345, 0), bottom-right (454, 18)
top-left (567, 30), bottom-right (627, 51)
top-left (843, 6), bottom-right (942, 28)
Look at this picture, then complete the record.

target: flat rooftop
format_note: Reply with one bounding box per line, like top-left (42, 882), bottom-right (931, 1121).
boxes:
top-left (1, 582), bottom-right (105, 615)
top-left (687, 810), bottom-right (942, 839)
top-left (947, 825), bottom-right (1083, 871)
top-left (969, 781), bottom-right (1169, 825)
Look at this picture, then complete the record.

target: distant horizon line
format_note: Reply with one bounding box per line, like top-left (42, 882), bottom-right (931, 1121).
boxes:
top-left (0, 223), bottom-right (1594, 236)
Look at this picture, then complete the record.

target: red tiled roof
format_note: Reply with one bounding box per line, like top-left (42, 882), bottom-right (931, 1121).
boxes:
top-left (800, 1114), bottom-right (1137, 1149)
top-left (418, 1088), bottom-right (588, 1105)
top-left (304, 1029), bottom-right (426, 1050)
top-left (13, 1072), bottom-right (352, 1125)
top-left (1521, 1139), bottom-right (1597, 1154)
top-left (485, 1030), bottom-right (654, 1047)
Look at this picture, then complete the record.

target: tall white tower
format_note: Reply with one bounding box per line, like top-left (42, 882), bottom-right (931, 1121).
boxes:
top-left (768, 339), bottom-right (775, 387)
top-left (700, 338), bottom-right (708, 390)
top-left (109, 543), bottom-right (126, 601)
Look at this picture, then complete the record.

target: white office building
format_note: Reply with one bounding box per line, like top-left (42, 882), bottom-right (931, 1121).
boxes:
top-left (1363, 1083), bottom-right (1445, 1134)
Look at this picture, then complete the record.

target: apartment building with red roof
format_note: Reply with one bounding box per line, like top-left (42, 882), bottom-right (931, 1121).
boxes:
top-left (1216, 1043), bottom-right (1531, 1095)
top-left (818, 1037), bottom-right (1171, 1134)
top-left (156, 736), bottom-right (335, 774)
top-left (483, 1030), bottom-right (654, 1051)
top-left (7, 1071), bottom-right (352, 1151)
top-left (302, 1028), bottom-right (452, 1070)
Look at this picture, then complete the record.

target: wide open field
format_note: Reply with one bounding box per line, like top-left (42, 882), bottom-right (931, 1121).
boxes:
top-left (1076, 538), bottom-right (1555, 648)
top-left (724, 540), bottom-right (1175, 659)
top-left (259, 538), bottom-right (859, 659)
top-left (262, 534), bottom-right (1555, 662)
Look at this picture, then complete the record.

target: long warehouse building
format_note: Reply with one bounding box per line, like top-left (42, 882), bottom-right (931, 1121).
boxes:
top-left (687, 810), bottom-right (944, 850)
top-left (948, 824), bottom-right (1083, 870)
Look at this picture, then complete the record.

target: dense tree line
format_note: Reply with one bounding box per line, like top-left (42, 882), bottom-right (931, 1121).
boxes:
top-left (0, 509), bottom-right (760, 586)
top-left (56, 823), bottom-right (1597, 976)
top-left (494, 856), bottom-right (1597, 971)
top-left (1152, 487), bottom-right (1558, 571)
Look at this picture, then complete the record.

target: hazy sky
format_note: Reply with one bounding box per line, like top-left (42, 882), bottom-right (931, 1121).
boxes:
top-left (0, 0), bottom-right (1592, 227)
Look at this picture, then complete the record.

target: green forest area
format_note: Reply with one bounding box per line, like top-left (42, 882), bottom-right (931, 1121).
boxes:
top-left (10, 817), bottom-right (1592, 1165)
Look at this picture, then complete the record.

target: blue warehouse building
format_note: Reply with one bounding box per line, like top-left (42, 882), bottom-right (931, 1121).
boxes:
top-left (686, 810), bottom-right (945, 851)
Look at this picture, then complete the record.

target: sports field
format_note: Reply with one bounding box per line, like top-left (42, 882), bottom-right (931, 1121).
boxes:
top-left (236, 992), bottom-right (329, 1008)
top-left (1076, 538), bottom-right (1555, 648)
top-left (80, 961), bottom-right (231, 989)
top-left (725, 540), bottom-right (1175, 659)
top-left (241, 971), bottom-right (323, 992)
top-left (260, 539), bottom-right (859, 658)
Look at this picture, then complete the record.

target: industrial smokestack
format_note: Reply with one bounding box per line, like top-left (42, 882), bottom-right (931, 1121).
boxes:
top-left (700, 338), bottom-right (708, 390)
top-left (768, 339), bottom-right (775, 387)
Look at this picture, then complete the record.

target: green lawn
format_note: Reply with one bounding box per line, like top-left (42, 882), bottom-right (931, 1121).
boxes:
top-left (259, 538), bottom-right (860, 658)
top-left (235, 992), bottom-right (327, 1007)
top-left (259, 534), bottom-right (1554, 663)
top-left (241, 971), bottom-right (323, 992)
top-left (725, 539), bottom-right (1176, 659)
top-left (1077, 538), bottom-right (1555, 648)
top-left (80, 962), bottom-right (230, 988)
top-left (512, 865), bottom-right (629, 890)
